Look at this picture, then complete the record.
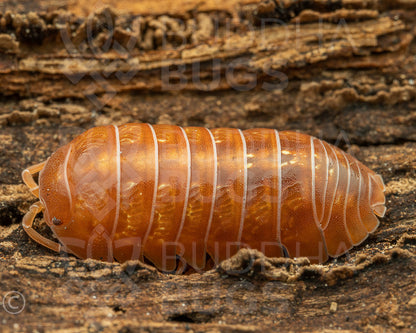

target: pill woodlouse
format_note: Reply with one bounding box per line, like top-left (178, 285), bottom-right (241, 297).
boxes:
top-left (22, 123), bottom-right (386, 272)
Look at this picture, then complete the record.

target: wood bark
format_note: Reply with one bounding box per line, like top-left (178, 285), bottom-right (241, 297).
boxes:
top-left (0, 0), bottom-right (415, 332)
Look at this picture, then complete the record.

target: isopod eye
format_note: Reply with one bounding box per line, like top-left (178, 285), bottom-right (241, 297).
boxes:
top-left (52, 217), bottom-right (63, 226)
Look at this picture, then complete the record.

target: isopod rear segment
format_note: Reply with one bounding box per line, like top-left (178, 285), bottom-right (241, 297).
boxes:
top-left (22, 124), bottom-right (386, 272)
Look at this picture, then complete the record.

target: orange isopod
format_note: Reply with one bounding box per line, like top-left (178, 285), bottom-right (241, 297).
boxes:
top-left (22, 123), bottom-right (386, 272)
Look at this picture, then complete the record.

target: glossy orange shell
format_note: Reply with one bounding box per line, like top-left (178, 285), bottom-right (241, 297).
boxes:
top-left (38, 124), bottom-right (386, 271)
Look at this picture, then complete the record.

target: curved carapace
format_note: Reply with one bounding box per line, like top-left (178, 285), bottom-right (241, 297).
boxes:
top-left (23, 124), bottom-right (386, 272)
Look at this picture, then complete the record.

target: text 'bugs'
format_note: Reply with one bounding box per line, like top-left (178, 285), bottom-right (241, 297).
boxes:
top-left (22, 124), bottom-right (386, 272)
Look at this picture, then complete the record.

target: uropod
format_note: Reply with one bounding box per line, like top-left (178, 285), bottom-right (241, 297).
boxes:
top-left (22, 124), bottom-right (386, 272)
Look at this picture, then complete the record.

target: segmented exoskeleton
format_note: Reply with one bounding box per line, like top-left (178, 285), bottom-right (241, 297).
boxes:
top-left (22, 124), bottom-right (386, 272)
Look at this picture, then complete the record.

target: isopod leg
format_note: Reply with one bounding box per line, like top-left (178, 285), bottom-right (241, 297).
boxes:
top-left (175, 258), bottom-right (187, 274)
top-left (22, 161), bottom-right (47, 198)
top-left (22, 201), bottom-right (61, 253)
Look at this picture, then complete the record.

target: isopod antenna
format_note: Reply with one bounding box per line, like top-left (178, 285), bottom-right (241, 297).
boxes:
top-left (22, 161), bottom-right (61, 253)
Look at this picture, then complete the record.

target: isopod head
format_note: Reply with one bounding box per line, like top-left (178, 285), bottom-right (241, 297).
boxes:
top-left (37, 144), bottom-right (80, 255)
top-left (38, 126), bottom-right (122, 261)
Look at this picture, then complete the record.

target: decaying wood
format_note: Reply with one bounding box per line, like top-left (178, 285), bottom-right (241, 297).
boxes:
top-left (0, 0), bottom-right (415, 332)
